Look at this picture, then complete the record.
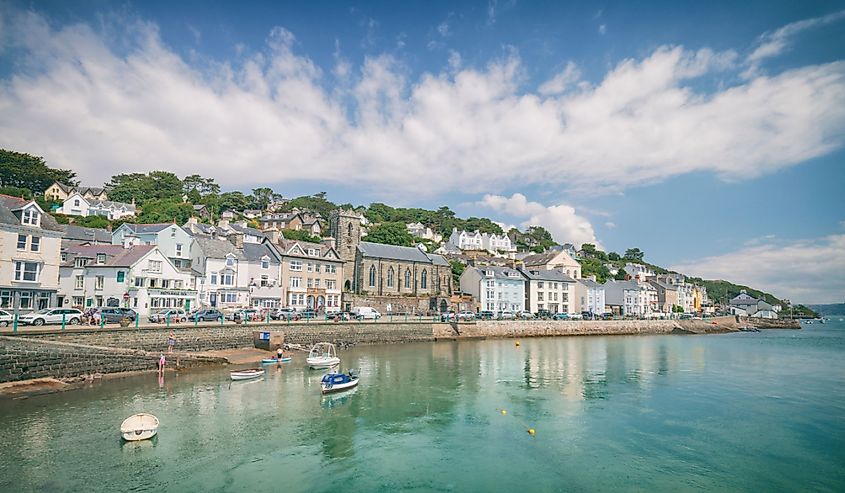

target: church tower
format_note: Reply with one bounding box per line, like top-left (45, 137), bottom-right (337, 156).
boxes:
top-left (329, 209), bottom-right (363, 290)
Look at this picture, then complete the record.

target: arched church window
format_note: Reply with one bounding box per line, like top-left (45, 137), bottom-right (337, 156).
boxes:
top-left (421, 269), bottom-right (428, 289)
top-left (387, 267), bottom-right (394, 288)
top-left (404, 269), bottom-right (411, 289)
top-left (369, 265), bottom-right (376, 287)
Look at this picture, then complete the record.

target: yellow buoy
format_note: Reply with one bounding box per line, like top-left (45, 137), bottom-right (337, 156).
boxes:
top-left (501, 409), bottom-right (507, 415)
top-left (515, 340), bottom-right (521, 347)
top-left (527, 428), bottom-right (536, 436)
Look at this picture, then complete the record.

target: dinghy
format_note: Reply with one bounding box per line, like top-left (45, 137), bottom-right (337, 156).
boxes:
top-left (306, 343), bottom-right (340, 369)
top-left (261, 357), bottom-right (292, 364)
top-left (120, 413), bottom-right (159, 441)
top-left (230, 368), bottom-right (265, 381)
top-left (321, 370), bottom-right (359, 394)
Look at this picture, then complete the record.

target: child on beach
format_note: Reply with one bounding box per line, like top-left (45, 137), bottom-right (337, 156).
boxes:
top-left (167, 331), bottom-right (176, 353)
top-left (158, 353), bottom-right (166, 374)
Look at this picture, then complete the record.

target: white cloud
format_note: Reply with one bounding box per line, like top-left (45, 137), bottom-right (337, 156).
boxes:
top-left (744, 10), bottom-right (845, 78)
top-left (671, 234), bottom-right (845, 304)
top-left (538, 61), bottom-right (581, 95)
top-left (1, 10), bottom-right (844, 198)
top-left (604, 221), bottom-right (616, 229)
top-left (599, 24), bottom-right (606, 35)
top-left (479, 193), bottom-right (599, 249)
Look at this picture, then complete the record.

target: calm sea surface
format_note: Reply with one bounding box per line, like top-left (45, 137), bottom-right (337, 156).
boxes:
top-left (1, 321), bottom-right (844, 492)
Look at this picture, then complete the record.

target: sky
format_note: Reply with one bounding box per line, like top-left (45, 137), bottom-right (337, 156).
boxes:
top-left (0, 0), bottom-right (844, 303)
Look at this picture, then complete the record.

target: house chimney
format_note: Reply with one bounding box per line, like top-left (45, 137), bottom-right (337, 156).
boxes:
top-left (321, 236), bottom-right (335, 249)
top-left (228, 232), bottom-right (244, 249)
top-left (187, 216), bottom-right (198, 226)
top-left (218, 217), bottom-right (229, 229)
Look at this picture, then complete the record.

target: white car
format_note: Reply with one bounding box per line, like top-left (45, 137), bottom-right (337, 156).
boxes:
top-left (498, 310), bottom-right (516, 320)
top-left (0, 309), bottom-right (13, 327)
top-left (517, 311), bottom-right (534, 319)
top-left (353, 307), bottom-right (381, 320)
top-left (18, 308), bottom-right (83, 326)
top-left (148, 308), bottom-right (187, 323)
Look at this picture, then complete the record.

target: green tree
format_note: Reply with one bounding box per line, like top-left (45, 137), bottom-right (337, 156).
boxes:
top-left (608, 252), bottom-right (621, 261)
top-left (450, 260), bottom-right (465, 283)
top-left (73, 215), bottom-right (111, 229)
top-left (281, 193), bottom-right (339, 218)
top-left (0, 149), bottom-right (77, 192)
top-left (281, 229), bottom-right (323, 244)
top-left (136, 199), bottom-right (194, 224)
top-left (579, 258), bottom-right (611, 283)
top-left (218, 191), bottom-right (250, 213)
top-left (251, 187), bottom-right (275, 210)
top-left (623, 248), bottom-right (645, 262)
top-left (106, 171), bottom-right (183, 205)
top-left (364, 222), bottom-right (415, 246)
top-left (614, 268), bottom-right (628, 281)
top-left (182, 174), bottom-right (220, 196)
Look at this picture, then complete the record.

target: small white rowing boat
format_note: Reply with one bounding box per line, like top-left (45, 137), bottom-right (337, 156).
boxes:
top-left (306, 342), bottom-right (340, 369)
top-left (230, 368), bottom-right (265, 381)
top-left (120, 413), bottom-right (159, 441)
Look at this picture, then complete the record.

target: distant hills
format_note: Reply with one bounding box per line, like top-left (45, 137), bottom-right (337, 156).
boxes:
top-left (808, 304), bottom-right (845, 316)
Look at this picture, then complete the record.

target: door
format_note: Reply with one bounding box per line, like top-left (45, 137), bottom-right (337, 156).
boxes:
top-left (210, 293), bottom-right (217, 307)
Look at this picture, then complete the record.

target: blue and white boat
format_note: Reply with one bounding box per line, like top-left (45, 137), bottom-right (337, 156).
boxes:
top-left (320, 370), bottom-right (359, 394)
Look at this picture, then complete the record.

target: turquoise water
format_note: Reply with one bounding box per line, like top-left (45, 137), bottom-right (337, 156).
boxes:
top-left (1, 322), bottom-right (844, 492)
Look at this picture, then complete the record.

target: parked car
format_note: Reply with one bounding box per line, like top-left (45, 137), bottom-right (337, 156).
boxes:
top-left (552, 312), bottom-right (570, 320)
top-left (19, 308), bottom-right (83, 326)
top-left (440, 311), bottom-right (456, 322)
top-left (601, 312), bottom-right (614, 320)
top-left (477, 310), bottom-right (495, 320)
top-left (0, 309), bottom-right (13, 327)
top-left (148, 308), bottom-right (187, 324)
top-left (97, 307), bottom-right (137, 323)
top-left (229, 309), bottom-right (260, 322)
top-left (569, 313), bottom-right (583, 320)
top-left (536, 309), bottom-right (553, 319)
top-left (679, 313), bottom-right (694, 320)
top-left (581, 311), bottom-right (594, 320)
top-left (497, 310), bottom-right (516, 320)
top-left (457, 311), bottom-right (476, 321)
top-left (299, 309), bottom-right (318, 319)
top-left (517, 310), bottom-right (534, 319)
top-left (330, 311), bottom-right (353, 321)
top-left (189, 309), bottom-right (224, 322)
top-left (272, 307), bottom-right (301, 320)
top-left (353, 307), bottom-right (381, 320)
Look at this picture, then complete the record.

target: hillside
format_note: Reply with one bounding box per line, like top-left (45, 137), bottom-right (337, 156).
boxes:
top-left (808, 304), bottom-right (845, 316)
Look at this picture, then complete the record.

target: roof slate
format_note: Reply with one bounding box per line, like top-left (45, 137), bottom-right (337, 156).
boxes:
top-left (0, 195), bottom-right (62, 231)
top-left (358, 241), bottom-right (433, 263)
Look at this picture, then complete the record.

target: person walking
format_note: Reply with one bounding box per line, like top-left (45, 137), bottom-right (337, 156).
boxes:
top-left (167, 330), bottom-right (176, 354)
top-left (158, 353), bottom-right (166, 374)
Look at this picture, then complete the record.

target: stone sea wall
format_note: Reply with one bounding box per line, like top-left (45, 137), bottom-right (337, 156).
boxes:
top-left (0, 336), bottom-right (224, 383)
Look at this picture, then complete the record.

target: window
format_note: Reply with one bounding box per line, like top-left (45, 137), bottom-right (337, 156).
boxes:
top-left (260, 275), bottom-right (269, 287)
top-left (326, 280), bottom-right (336, 290)
top-left (95, 276), bottom-right (104, 290)
top-left (221, 270), bottom-right (234, 286)
top-left (226, 256), bottom-right (235, 267)
top-left (19, 291), bottom-right (32, 309)
top-left (17, 234), bottom-right (27, 250)
top-left (73, 296), bottom-right (84, 307)
top-left (148, 260), bottom-right (162, 273)
top-left (347, 223), bottom-right (353, 236)
top-left (387, 267), bottom-right (394, 288)
top-left (290, 260), bottom-right (302, 271)
top-left (210, 273), bottom-right (217, 285)
top-left (74, 199), bottom-right (80, 207)
top-left (538, 292), bottom-right (544, 301)
top-left (306, 278), bottom-right (313, 288)
top-left (538, 282), bottom-right (544, 289)
top-left (22, 208), bottom-right (40, 226)
top-left (307, 263), bottom-right (313, 272)
top-left (368, 265), bottom-right (376, 287)
top-left (314, 278), bottom-right (320, 288)
top-left (261, 258), bottom-right (269, 269)
top-left (421, 269), bottom-right (428, 289)
top-left (75, 258), bottom-right (88, 268)
top-left (174, 280), bottom-right (183, 289)
top-left (161, 280), bottom-right (170, 289)
top-left (96, 253), bottom-right (106, 265)
top-left (31, 236), bottom-right (40, 252)
top-left (315, 263), bottom-right (321, 273)
top-left (171, 227), bottom-right (176, 238)
top-left (117, 271), bottom-right (125, 282)
top-left (75, 276), bottom-right (84, 289)
top-left (290, 277), bottom-right (301, 288)
top-left (404, 269), bottom-right (411, 289)
top-left (0, 291), bottom-right (11, 308)
top-left (176, 243), bottom-right (183, 257)
top-left (61, 252), bottom-right (67, 262)
top-left (14, 261), bottom-right (40, 282)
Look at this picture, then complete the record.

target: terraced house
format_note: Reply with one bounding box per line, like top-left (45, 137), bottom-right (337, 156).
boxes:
top-left (273, 236), bottom-right (343, 312)
top-left (0, 195), bottom-right (62, 312)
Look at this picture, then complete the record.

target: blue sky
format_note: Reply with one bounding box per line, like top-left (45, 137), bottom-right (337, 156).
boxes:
top-left (1, 1), bottom-right (844, 302)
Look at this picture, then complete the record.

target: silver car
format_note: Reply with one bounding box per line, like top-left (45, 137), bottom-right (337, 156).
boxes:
top-left (148, 308), bottom-right (187, 323)
top-left (0, 309), bottom-right (13, 327)
top-left (18, 308), bottom-right (83, 326)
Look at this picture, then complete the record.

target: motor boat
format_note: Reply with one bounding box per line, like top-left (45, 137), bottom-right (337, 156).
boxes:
top-left (306, 343), bottom-right (340, 369)
top-left (120, 413), bottom-right (159, 441)
top-left (230, 368), bottom-right (265, 381)
top-left (320, 370), bottom-right (359, 394)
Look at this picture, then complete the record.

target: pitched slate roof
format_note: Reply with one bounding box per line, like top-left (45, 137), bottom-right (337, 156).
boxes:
top-left (358, 241), bottom-right (434, 263)
top-left (193, 237), bottom-right (247, 260)
top-left (121, 223), bottom-right (174, 234)
top-left (520, 268), bottom-right (576, 282)
top-left (243, 242), bottom-right (280, 262)
top-left (107, 245), bottom-right (156, 267)
top-left (279, 239), bottom-right (340, 260)
top-left (230, 223), bottom-right (265, 238)
top-left (472, 265), bottom-right (524, 280)
top-left (520, 252), bottom-right (558, 266)
top-left (579, 279), bottom-right (604, 289)
top-left (61, 224), bottom-right (113, 243)
top-left (0, 195), bottom-right (62, 231)
top-left (88, 199), bottom-right (136, 213)
top-left (77, 186), bottom-right (106, 196)
top-left (427, 253), bottom-right (450, 266)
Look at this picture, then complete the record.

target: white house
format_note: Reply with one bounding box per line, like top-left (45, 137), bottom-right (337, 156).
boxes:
top-left (520, 268), bottom-right (576, 314)
top-left (624, 263), bottom-right (655, 282)
top-left (58, 192), bottom-right (136, 220)
top-left (0, 195), bottom-right (63, 312)
top-left (460, 266), bottom-right (525, 313)
top-left (112, 223), bottom-right (194, 270)
top-left (58, 243), bottom-right (197, 316)
top-left (574, 277), bottom-right (607, 316)
top-left (481, 232), bottom-right (516, 255)
top-left (603, 279), bottom-right (658, 317)
top-left (521, 250), bottom-right (582, 279)
top-left (449, 229), bottom-right (483, 250)
top-left (406, 222), bottom-right (443, 243)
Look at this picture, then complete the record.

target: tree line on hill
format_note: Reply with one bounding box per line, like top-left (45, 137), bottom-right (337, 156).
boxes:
top-left (1, 148), bottom-right (813, 313)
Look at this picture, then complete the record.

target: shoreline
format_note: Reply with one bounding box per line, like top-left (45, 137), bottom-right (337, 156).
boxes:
top-left (0, 316), bottom-right (799, 397)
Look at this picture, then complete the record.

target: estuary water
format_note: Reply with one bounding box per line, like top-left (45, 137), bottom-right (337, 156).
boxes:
top-left (1, 322), bottom-right (844, 492)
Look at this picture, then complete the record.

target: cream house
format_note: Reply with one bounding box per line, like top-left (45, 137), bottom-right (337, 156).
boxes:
top-left (0, 195), bottom-right (63, 312)
top-left (44, 182), bottom-right (109, 202)
top-left (275, 237), bottom-right (344, 312)
top-left (520, 250), bottom-right (582, 279)
top-left (520, 268), bottom-right (576, 314)
top-left (58, 192), bottom-right (136, 220)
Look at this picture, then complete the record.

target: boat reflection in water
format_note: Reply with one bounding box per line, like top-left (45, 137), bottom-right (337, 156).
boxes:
top-left (321, 386), bottom-right (358, 409)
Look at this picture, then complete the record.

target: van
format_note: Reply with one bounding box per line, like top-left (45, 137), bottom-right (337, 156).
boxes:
top-left (353, 307), bottom-right (381, 320)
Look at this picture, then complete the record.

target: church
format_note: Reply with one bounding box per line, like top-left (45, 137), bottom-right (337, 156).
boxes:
top-left (329, 209), bottom-right (453, 313)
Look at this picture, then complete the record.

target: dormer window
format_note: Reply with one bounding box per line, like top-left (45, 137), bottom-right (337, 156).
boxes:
top-left (75, 258), bottom-right (88, 268)
top-left (96, 253), bottom-right (106, 265)
top-left (22, 208), bottom-right (40, 227)
top-left (261, 257), bottom-right (269, 269)
top-left (226, 255), bottom-right (236, 267)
